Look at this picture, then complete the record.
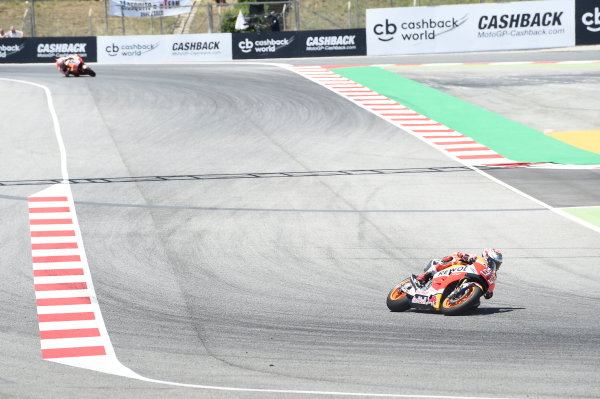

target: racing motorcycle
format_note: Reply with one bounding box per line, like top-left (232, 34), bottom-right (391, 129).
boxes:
top-left (387, 259), bottom-right (496, 315)
top-left (56, 55), bottom-right (96, 77)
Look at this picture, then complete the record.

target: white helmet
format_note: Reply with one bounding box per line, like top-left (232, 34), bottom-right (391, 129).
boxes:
top-left (482, 248), bottom-right (502, 271)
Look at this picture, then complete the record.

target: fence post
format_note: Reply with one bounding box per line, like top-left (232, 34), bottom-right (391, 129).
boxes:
top-left (207, 3), bottom-right (213, 33)
top-left (121, 6), bottom-right (125, 35)
top-left (104, 0), bottom-right (109, 34)
top-left (293, 0), bottom-right (300, 30)
top-left (355, 0), bottom-right (359, 29)
top-left (347, 1), bottom-right (351, 29)
top-left (89, 8), bottom-right (93, 35)
top-left (30, 0), bottom-right (36, 37)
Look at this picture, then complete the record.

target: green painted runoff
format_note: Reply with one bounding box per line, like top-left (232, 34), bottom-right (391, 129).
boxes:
top-left (563, 207), bottom-right (600, 228)
top-left (331, 66), bottom-right (600, 165)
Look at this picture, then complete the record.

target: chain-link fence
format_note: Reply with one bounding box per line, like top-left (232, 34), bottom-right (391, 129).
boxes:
top-left (0, 0), bottom-right (523, 37)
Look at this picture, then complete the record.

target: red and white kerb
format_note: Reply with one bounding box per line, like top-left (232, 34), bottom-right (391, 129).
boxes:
top-left (28, 184), bottom-right (118, 370)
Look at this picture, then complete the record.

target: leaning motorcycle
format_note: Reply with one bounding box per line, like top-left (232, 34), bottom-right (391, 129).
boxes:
top-left (387, 259), bottom-right (496, 315)
top-left (56, 55), bottom-right (96, 77)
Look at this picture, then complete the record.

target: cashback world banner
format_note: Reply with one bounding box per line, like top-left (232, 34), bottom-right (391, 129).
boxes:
top-left (366, 0), bottom-right (575, 55)
top-left (109, 0), bottom-right (192, 17)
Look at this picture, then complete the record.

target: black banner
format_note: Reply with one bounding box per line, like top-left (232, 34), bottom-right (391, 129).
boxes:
top-left (0, 39), bottom-right (29, 63)
top-left (233, 29), bottom-right (366, 59)
top-left (296, 29), bottom-right (366, 58)
top-left (233, 31), bottom-right (298, 59)
top-left (576, 0), bottom-right (600, 45)
top-left (0, 37), bottom-right (97, 63)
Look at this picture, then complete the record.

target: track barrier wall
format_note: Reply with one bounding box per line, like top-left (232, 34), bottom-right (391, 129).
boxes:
top-left (0, 0), bottom-right (598, 64)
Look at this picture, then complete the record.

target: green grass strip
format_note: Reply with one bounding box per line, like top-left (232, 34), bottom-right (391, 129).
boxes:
top-left (562, 207), bottom-right (600, 228)
top-left (330, 66), bottom-right (600, 165)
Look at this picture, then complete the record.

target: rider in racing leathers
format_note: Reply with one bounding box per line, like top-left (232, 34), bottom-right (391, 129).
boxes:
top-left (56, 54), bottom-right (83, 76)
top-left (416, 248), bottom-right (503, 299)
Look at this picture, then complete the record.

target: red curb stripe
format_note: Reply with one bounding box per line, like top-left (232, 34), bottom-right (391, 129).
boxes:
top-left (353, 98), bottom-right (388, 101)
top-left (363, 103), bottom-right (396, 106)
top-left (371, 108), bottom-right (409, 110)
top-left (28, 197), bottom-right (68, 202)
top-left (30, 219), bottom-right (73, 225)
top-left (40, 328), bottom-right (101, 340)
top-left (32, 255), bottom-right (81, 263)
top-left (381, 113), bottom-right (414, 116)
top-left (347, 94), bottom-right (381, 97)
top-left (37, 297), bottom-right (91, 306)
top-left (34, 268), bottom-right (84, 277)
top-left (390, 118), bottom-right (429, 121)
top-left (42, 346), bottom-right (106, 359)
top-left (32, 243), bottom-right (78, 250)
top-left (433, 140), bottom-right (477, 145)
top-left (446, 147), bottom-right (490, 152)
top-left (29, 207), bottom-right (70, 213)
top-left (458, 154), bottom-right (505, 160)
top-left (35, 282), bottom-right (87, 291)
top-left (31, 230), bottom-right (76, 237)
top-left (38, 312), bottom-right (95, 322)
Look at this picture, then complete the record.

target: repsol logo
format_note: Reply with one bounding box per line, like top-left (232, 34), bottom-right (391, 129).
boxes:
top-left (37, 43), bottom-right (87, 54)
top-left (479, 12), bottom-right (563, 29)
top-left (306, 35), bottom-right (355, 47)
top-left (582, 7), bottom-right (600, 32)
top-left (172, 41), bottom-right (220, 51)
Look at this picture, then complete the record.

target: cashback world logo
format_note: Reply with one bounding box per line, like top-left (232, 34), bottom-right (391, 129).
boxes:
top-left (582, 7), bottom-right (600, 32)
top-left (373, 16), bottom-right (467, 42)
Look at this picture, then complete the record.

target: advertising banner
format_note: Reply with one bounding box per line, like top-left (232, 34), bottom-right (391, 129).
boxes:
top-left (296, 29), bottom-right (366, 57)
top-left (97, 34), bottom-right (232, 63)
top-left (109, 0), bottom-right (192, 18)
top-left (233, 32), bottom-right (298, 59)
top-left (366, 0), bottom-right (575, 55)
top-left (0, 39), bottom-right (28, 63)
top-left (0, 37), bottom-right (96, 63)
top-left (576, 0), bottom-right (600, 44)
top-left (233, 29), bottom-right (366, 59)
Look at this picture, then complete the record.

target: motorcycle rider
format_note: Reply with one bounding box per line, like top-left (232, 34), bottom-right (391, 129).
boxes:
top-left (56, 54), bottom-right (83, 76)
top-left (416, 248), bottom-right (502, 299)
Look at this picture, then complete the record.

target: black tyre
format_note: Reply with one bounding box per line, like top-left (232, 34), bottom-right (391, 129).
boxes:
top-left (387, 281), bottom-right (411, 312)
top-left (441, 284), bottom-right (483, 316)
top-left (86, 67), bottom-right (96, 77)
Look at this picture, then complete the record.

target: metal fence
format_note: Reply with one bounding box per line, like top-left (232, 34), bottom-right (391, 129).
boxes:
top-left (0, 0), bottom-right (519, 37)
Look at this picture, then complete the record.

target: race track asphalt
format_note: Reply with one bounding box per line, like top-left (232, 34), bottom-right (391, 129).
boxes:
top-left (1, 48), bottom-right (599, 399)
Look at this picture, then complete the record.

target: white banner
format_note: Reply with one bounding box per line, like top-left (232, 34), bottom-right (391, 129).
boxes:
top-left (367, 0), bottom-right (575, 55)
top-left (109, 0), bottom-right (192, 18)
top-left (97, 34), bottom-right (233, 63)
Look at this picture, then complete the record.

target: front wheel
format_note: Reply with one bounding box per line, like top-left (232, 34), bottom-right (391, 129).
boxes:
top-left (85, 67), bottom-right (96, 77)
top-left (441, 284), bottom-right (483, 316)
top-left (387, 279), bottom-right (411, 312)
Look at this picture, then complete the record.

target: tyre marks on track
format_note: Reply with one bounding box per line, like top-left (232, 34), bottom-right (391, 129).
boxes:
top-left (290, 65), bottom-right (514, 167)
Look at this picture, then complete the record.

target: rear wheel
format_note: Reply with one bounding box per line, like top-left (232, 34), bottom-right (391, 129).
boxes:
top-left (441, 284), bottom-right (482, 316)
top-left (387, 279), bottom-right (411, 312)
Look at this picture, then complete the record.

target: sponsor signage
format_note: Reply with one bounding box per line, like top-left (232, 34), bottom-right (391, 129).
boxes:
top-left (233, 32), bottom-right (298, 59)
top-left (576, 0), bottom-right (600, 44)
top-left (233, 29), bottom-right (366, 59)
top-left (0, 39), bottom-right (28, 63)
top-left (296, 29), bottom-right (366, 57)
top-left (0, 37), bottom-right (96, 63)
top-left (109, 0), bottom-right (192, 18)
top-left (97, 34), bottom-right (232, 63)
top-left (366, 0), bottom-right (575, 55)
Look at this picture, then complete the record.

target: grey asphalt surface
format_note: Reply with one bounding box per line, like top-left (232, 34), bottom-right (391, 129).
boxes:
top-left (1, 47), bottom-right (599, 399)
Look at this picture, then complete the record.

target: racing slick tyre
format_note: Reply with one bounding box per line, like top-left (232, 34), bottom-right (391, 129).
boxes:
top-left (387, 280), bottom-right (411, 312)
top-left (441, 284), bottom-right (483, 316)
top-left (85, 67), bottom-right (96, 77)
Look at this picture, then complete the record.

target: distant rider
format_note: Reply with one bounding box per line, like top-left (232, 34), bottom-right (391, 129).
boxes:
top-left (416, 248), bottom-right (503, 299)
top-left (56, 54), bottom-right (83, 76)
